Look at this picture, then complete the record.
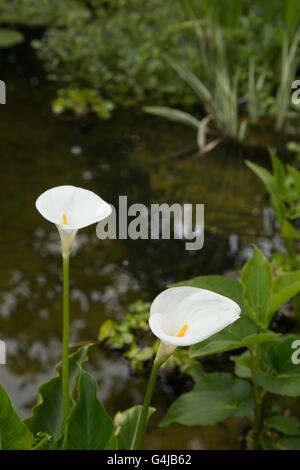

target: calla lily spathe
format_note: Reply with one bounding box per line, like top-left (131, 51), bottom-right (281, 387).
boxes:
top-left (35, 185), bottom-right (111, 257)
top-left (149, 286), bottom-right (241, 348)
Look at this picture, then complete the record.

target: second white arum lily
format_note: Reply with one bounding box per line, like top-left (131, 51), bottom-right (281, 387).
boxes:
top-left (35, 185), bottom-right (111, 256)
top-left (133, 286), bottom-right (241, 450)
top-left (149, 286), bottom-right (241, 353)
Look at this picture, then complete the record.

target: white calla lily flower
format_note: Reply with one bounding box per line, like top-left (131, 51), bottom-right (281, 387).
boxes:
top-left (149, 286), bottom-right (241, 350)
top-left (134, 287), bottom-right (241, 449)
top-left (35, 185), bottom-right (111, 257)
top-left (35, 185), bottom-right (111, 420)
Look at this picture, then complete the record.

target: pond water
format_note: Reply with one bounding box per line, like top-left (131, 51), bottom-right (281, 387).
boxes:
top-left (0, 44), bottom-right (286, 449)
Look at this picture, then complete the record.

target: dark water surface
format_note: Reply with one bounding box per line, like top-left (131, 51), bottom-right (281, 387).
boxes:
top-left (0, 45), bottom-right (280, 449)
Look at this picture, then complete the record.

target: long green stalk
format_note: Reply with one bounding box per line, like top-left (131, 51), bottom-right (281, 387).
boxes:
top-left (132, 341), bottom-right (175, 450)
top-left (249, 345), bottom-right (266, 449)
top-left (62, 255), bottom-right (70, 422)
top-left (132, 361), bottom-right (161, 450)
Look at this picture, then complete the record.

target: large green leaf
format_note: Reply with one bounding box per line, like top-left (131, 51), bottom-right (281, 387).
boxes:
top-left (176, 274), bottom-right (277, 357)
top-left (288, 164), bottom-right (300, 202)
top-left (261, 432), bottom-right (300, 450)
top-left (246, 161), bottom-right (285, 224)
top-left (166, 55), bottom-right (212, 103)
top-left (160, 366), bottom-right (254, 427)
top-left (62, 368), bottom-right (113, 450)
top-left (241, 246), bottom-right (273, 329)
top-left (253, 335), bottom-right (300, 397)
top-left (270, 151), bottom-right (287, 199)
top-left (24, 345), bottom-right (90, 444)
top-left (270, 271), bottom-right (300, 317)
top-left (281, 219), bottom-right (300, 240)
top-left (114, 405), bottom-right (155, 450)
top-left (284, 0), bottom-right (300, 39)
top-left (277, 434), bottom-right (300, 450)
top-left (144, 106), bottom-right (200, 129)
top-left (264, 415), bottom-right (300, 436)
top-left (0, 384), bottom-right (34, 450)
top-left (230, 351), bottom-right (252, 378)
top-left (190, 315), bottom-right (277, 357)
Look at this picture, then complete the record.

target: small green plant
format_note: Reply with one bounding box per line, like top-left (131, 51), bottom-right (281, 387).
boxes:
top-left (275, 30), bottom-right (300, 130)
top-left (246, 151), bottom-right (300, 271)
top-left (52, 88), bottom-right (114, 119)
top-left (145, 26), bottom-right (247, 152)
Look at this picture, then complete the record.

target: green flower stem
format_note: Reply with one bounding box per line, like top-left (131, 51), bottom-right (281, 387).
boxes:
top-left (132, 360), bottom-right (161, 450)
top-left (249, 345), bottom-right (266, 449)
top-left (62, 255), bottom-right (70, 422)
top-left (253, 387), bottom-right (266, 449)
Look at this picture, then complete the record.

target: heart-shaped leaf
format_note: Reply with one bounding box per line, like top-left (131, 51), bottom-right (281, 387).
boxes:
top-left (160, 366), bottom-right (254, 427)
top-left (24, 345), bottom-right (90, 444)
top-left (0, 383), bottom-right (34, 450)
top-left (270, 271), bottom-right (300, 317)
top-left (62, 368), bottom-right (113, 450)
top-left (242, 246), bottom-right (273, 329)
top-left (190, 314), bottom-right (278, 357)
top-left (253, 335), bottom-right (300, 397)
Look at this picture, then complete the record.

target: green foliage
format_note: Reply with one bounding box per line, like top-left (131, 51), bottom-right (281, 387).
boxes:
top-left (163, 246), bottom-right (300, 449)
top-left (231, 351), bottom-right (252, 378)
top-left (146, 1), bottom-right (300, 143)
top-left (0, 0), bottom-right (91, 26)
top-left (31, 0), bottom-right (196, 111)
top-left (52, 88), bottom-right (114, 119)
top-left (264, 415), bottom-right (300, 436)
top-left (99, 300), bottom-right (190, 373)
top-left (247, 152), bottom-right (300, 270)
top-left (99, 300), bottom-right (155, 373)
top-left (0, 384), bottom-right (35, 450)
top-left (2, 0), bottom-right (300, 131)
top-left (145, 27), bottom-right (247, 148)
top-left (275, 29), bottom-right (300, 130)
top-left (0, 344), bottom-right (156, 450)
top-left (0, 28), bottom-right (24, 48)
top-left (252, 335), bottom-right (300, 397)
top-left (24, 345), bottom-right (90, 445)
top-left (161, 365), bottom-right (254, 427)
top-left (62, 368), bottom-right (114, 450)
top-left (114, 405), bottom-right (155, 450)
top-left (173, 269), bottom-right (296, 357)
top-left (241, 246), bottom-right (273, 329)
